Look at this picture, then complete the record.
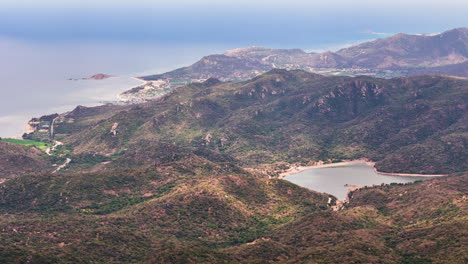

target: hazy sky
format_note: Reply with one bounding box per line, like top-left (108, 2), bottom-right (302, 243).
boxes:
top-left (1, 0), bottom-right (467, 48)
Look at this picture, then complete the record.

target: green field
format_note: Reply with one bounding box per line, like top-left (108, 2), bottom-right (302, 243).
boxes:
top-left (1, 138), bottom-right (50, 151)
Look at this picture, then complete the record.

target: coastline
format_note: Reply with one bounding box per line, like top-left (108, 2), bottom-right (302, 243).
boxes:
top-left (11, 76), bottom-right (145, 139)
top-left (115, 77), bottom-right (150, 103)
top-left (131, 76), bottom-right (147, 85)
top-left (115, 77), bottom-right (148, 102)
top-left (279, 159), bottom-right (448, 179)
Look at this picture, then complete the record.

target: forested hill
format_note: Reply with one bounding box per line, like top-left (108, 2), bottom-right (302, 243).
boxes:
top-left (46, 69), bottom-right (468, 175)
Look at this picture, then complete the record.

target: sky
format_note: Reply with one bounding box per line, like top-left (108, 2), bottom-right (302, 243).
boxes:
top-left (0, 0), bottom-right (467, 48)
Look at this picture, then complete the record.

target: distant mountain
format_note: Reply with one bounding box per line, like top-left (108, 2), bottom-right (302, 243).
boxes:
top-left (142, 54), bottom-right (272, 81)
top-left (139, 28), bottom-right (468, 88)
top-left (335, 27), bottom-right (468, 69)
top-left (139, 47), bottom-right (346, 82)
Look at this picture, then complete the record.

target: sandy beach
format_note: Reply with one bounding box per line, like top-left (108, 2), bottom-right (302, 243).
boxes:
top-left (280, 159), bottom-right (448, 204)
top-left (279, 159), bottom-right (448, 178)
top-left (131, 76), bottom-right (147, 84)
top-left (115, 77), bottom-right (148, 102)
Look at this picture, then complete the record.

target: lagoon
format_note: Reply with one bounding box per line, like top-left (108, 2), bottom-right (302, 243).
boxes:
top-left (284, 162), bottom-right (434, 200)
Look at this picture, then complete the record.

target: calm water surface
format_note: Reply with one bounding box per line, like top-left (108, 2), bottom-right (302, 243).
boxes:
top-left (0, 39), bottom-right (232, 137)
top-left (284, 163), bottom-right (433, 200)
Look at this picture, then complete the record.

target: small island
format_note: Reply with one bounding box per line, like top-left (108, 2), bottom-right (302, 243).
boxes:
top-left (68, 73), bottom-right (114, 81)
top-left (86, 73), bottom-right (114, 80)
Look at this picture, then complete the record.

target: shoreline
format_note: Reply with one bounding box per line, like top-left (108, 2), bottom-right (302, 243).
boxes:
top-left (115, 77), bottom-right (148, 102)
top-left (278, 159), bottom-right (448, 205)
top-left (131, 76), bottom-right (148, 85)
top-left (115, 77), bottom-right (150, 103)
top-left (10, 76), bottom-right (145, 139)
top-left (279, 159), bottom-right (448, 178)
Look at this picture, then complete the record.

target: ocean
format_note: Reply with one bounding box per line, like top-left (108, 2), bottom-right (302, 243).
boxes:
top-left (0, 39), bottom-right (233, 137)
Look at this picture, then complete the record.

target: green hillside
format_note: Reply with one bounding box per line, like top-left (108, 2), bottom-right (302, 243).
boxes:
top-left (0, 138), bottom-right (50, 151)
top-left (46, 69), bottom-right (468, 174)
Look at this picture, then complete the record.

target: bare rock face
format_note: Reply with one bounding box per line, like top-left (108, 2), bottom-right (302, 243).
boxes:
top-left (110, 123), bottom-right (119, 137)
top-left (204, 133), bottom-right (212, 145)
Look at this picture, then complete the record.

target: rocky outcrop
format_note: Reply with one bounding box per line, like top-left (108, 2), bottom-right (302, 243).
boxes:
top-left (109, 123), bottom-right (119, 137)
top-left (311, 80), bottom-right (386, 120)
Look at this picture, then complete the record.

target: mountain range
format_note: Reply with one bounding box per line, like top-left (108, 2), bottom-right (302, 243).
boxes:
top-left (0, 28), bottom-right (467, 263)
top-left (48, 70), bottom-right (467, 175)
top-left (141, 27), bottom-right (468, 83)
